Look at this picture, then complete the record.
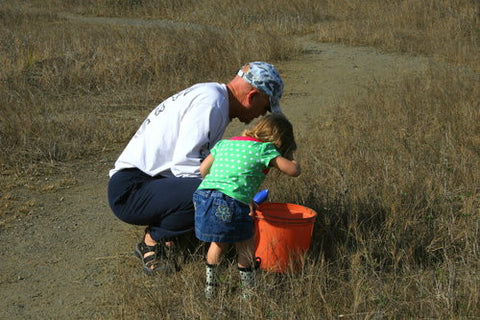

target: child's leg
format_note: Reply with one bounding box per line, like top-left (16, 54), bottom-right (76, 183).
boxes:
top-left (235, 237), bottom-right (254, 268)
top-left (235, 238), bottom-right (256, 298)
top-left (204, 242), bottom-right (229, 299)
top-left (207, 242), bottom-right (229, 265)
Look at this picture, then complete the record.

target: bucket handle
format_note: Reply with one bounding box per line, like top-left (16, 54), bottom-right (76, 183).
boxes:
top-left (254, 256), bottom-right (261, 269)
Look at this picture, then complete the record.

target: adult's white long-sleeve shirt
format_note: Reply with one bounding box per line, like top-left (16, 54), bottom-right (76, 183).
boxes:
top-left (109, 82), bottom-right (230, 178)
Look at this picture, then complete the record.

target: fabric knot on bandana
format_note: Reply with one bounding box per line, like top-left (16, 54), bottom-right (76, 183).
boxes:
top-left (237, 61), bottom-right (284, 113)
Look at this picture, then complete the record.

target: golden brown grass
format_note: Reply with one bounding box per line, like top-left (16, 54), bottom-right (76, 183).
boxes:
top-left (1, 0), bottom-right (479, 318)
top-left (315, 0), bottom-right (479, 66)
top-left (272, 65), bottom-right (479, 317)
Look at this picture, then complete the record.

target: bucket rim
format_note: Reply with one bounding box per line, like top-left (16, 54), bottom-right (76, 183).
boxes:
top-left (255, 202), bottom-right (317, 221)
top-left (255, 215), bottom-right (316, 224)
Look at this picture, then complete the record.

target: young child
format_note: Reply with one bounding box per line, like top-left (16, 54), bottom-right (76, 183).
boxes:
top-left (193, 113), bottom-right (301, 298)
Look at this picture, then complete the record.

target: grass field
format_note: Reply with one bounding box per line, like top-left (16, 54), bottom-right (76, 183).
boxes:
top-left (1, 0), bottom-right (479, 318)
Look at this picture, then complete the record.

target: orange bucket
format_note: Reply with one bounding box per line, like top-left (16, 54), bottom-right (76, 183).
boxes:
top-left (254, 203), bottom-right (317, 273)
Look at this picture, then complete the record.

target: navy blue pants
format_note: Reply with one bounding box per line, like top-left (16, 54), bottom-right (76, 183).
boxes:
top-left (107, 168), bottom-right (201, 242)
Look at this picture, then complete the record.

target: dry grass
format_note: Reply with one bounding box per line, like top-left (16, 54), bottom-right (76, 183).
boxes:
top-left (268, 65), bottom-right (479, 317)
top-left (1, 0), bottom-right (479, 318)
top-left (315, 0), bottom-right (479, 66)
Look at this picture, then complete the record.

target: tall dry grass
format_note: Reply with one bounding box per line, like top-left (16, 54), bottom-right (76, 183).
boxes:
top-left (313, 0), bottom-right (479, 66)
top-left (271, 65), bottom-right (479, 316)
top-left (29, 0), bottom-right (479, 64)
top-left (1, 0), bottom-right (479, 318)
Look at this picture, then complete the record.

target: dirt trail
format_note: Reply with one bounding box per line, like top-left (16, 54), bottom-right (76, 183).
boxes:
top-left (0, 15), bottom-right (430, 320)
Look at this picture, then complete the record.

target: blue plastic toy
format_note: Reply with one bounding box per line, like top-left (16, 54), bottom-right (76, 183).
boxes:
top-left (253, 189), bottom-right (269, 204)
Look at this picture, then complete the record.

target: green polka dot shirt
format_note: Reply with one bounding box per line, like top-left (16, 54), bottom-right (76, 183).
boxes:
top-left (198, 137), bottom-right (280, 204)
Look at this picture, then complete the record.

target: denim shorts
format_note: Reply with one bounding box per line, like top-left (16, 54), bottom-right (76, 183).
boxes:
top-left (193, 189), bottom-right (253, 243)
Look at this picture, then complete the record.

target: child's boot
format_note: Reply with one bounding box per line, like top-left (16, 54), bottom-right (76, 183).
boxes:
top-left (238, 266), bottom-right (256, 299)
top-left (205, 263), bottom-right (218, 299)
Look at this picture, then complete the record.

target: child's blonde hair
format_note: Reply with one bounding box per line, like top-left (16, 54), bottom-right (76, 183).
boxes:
top-left (242, 114), bottom-right (297, 158)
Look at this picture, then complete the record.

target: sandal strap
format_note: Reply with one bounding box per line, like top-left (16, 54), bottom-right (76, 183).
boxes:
top-left (138, 241), bottom-right (161, 255)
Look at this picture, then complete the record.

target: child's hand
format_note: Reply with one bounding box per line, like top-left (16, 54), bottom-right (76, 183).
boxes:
top-left (291, 160), bottom-right (301, 176)
top-left (249, 201), bottom-right (258, 217)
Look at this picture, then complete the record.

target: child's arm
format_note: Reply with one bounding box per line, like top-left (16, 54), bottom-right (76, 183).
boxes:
top-left (270, 156), bottom-right (301, 177)
top-left (200, 154), bottom-right (214, 178)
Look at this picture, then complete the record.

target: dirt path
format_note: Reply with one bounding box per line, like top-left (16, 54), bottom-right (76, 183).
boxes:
top-left (0, 16), bottom-right (430, 320)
